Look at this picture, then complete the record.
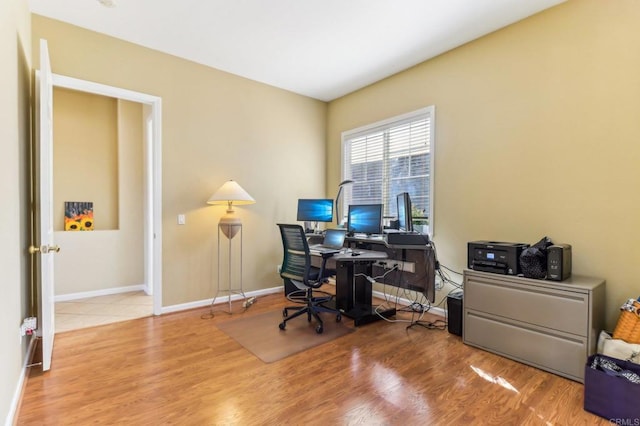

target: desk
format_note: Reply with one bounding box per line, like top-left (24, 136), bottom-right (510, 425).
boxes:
top-left (291, 232), bottom-right (435, 325)
top-left (346, 234), bottom-right (436, 304)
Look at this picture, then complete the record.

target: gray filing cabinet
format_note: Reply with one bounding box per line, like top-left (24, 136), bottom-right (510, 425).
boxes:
top-left (463, 270), bottom-right (605, 382)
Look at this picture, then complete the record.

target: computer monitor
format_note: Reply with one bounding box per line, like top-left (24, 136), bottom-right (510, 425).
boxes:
top-left (396, 192), bottom-right (413, 232)
top-left (347, 204), bottom-right (383, 235)
top-left (296, 199), bottom-right (334, 223)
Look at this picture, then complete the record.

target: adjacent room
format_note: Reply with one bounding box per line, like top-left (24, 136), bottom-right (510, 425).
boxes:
top-left (3, 0), bottom-right (640, 424)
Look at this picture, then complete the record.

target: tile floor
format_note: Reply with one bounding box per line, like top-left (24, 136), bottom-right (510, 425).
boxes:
top-left (55, 291), bottom-right (153, 333)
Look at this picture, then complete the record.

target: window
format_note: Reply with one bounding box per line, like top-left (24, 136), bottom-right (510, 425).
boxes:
top-left (341, 106), bottom-right (435, 235)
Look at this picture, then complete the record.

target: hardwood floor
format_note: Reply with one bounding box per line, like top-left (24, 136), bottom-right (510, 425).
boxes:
top-left (17, 292), bottom-right (608, 425)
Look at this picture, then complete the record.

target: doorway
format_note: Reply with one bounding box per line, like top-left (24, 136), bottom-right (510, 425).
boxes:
top-left (50, 74), bottom-right (162, 326)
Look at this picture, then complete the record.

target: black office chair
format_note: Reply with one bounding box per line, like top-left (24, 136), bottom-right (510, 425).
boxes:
top-left (277, 224), bottom-right (342, 334)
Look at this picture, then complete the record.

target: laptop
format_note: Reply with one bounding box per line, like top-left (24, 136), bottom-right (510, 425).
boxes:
top-left (309, 229), bottom-right (347, 254)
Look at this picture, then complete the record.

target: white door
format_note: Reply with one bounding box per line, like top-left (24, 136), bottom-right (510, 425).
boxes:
top-left (37, 39), bottom-right (58, 371)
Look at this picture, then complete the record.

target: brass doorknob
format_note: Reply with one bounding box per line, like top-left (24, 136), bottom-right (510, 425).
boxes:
top-left (28, 245), bottom-right (61, 254)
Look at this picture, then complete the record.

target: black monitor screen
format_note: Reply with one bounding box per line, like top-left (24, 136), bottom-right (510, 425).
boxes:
top-left (397, 192), bottom-right (413, 232)
top-left (347, 204), bottom-right (383, 235)
top-left (296, 199), bottom-right (334, 222)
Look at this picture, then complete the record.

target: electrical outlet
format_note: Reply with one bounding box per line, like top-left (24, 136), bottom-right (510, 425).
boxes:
top-left (376, 261), bottom-right (415, 273)
top-left (435, 275), bottom-right (445, 290)
top-left (20, 317), bottom-right (37, 337)
top-left (397, 261), bottom-right (415, 273)
top-left (177, 214), bottom-right (186, 225)
top-left (277, 264), bottom-right (282, 274)
top-left (24, 317), bottom-right (37, 329)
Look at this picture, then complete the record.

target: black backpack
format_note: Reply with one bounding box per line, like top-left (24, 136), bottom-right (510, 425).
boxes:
top-left (519, 236), bottom-right (553, 279)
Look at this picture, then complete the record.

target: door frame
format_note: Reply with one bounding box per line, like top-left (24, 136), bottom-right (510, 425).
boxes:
top-left (51, 74), bottom-right (163, 315)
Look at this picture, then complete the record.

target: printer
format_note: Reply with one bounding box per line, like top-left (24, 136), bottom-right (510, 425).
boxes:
top-left (467, 241), bottom-right (529, 275)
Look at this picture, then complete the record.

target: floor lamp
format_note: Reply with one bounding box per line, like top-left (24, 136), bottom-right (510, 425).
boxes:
top-left (207, 180), bottom-right (255, 314)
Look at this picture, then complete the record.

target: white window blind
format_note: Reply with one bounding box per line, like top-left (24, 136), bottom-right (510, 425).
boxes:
top-left (341, 106), bottom-right (435, 234)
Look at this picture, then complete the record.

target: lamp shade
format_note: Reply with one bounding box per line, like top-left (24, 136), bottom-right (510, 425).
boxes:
top-left (207, 180), bottom-right (255, 239)
top-left (207, 180), bottom-right (255, 211)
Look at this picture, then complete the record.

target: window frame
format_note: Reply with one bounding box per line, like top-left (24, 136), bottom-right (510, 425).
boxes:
top-left (340, 106), bottom-right (435, 236)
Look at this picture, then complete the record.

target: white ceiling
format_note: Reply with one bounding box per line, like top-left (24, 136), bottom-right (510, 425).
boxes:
top-left (28, 0), bottom-right (564, 101)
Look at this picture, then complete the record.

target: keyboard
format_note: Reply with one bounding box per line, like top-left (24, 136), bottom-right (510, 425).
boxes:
top-left (309, 245), bottom-right (340, 255)
top-left (352, 234), bottom-right (384, 240)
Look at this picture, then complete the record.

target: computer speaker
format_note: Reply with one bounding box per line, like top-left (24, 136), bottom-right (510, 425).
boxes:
top-left (447, 291), bottom-right (463, 336)
top-left (547, 244), bottom-right (571, 281)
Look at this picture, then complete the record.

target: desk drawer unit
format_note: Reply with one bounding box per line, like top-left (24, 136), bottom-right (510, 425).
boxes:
top-left (463, 270), bottom-right (605, 382)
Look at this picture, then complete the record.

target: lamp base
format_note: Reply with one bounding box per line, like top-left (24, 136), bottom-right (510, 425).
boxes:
top-left (219, 214), bottom-right (242, 239)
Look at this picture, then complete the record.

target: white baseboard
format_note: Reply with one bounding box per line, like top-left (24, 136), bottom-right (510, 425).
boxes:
top-left (62, 284), bottom-right (447, 319)
top-left (161, 286), bottom-right (283, 314)
top-left (54, 284), bottom-right (146, 302)
top-left (6, 335), bottom-right (38, 426)
top-left (372, 289), bottom-right (446, 317)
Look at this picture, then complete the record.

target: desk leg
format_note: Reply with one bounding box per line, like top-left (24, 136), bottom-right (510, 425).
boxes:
top-left (353, 262), bottom-right (372, 306)
top-left (334, 260), bottom-right (396, 326)
top-left (335, 261), bottom-right (354, 312)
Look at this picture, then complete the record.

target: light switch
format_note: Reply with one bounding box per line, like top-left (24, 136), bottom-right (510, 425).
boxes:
top-left (177, 214), bottom-right (186, 225)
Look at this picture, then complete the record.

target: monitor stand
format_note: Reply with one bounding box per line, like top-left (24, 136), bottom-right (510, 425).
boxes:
top-left (304, 221), bottom-right (320, 234)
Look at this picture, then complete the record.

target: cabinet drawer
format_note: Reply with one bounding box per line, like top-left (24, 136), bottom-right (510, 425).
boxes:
top-left (465, 275), bottom-right (588, 336)
top-left (464, 309), bottom-right (587, 381)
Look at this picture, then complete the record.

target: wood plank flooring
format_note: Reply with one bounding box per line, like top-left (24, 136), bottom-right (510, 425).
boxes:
top-left (17, 292), bottom-right (608, 425)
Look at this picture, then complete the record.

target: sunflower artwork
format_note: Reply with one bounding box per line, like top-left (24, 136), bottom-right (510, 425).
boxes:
top-left (64, 201), bottom-right (94, 231)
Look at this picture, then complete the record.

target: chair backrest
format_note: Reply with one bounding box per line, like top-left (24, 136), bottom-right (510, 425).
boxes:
top-left (277, 224), bottom-right (312, 286)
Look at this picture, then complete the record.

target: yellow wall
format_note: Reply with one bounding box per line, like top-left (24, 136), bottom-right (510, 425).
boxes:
top-left (30, 1), bottom-right (640, 328)
top-left (0, 0), bottom-right (31, 422)
top-left (32, 15), bottom-right (328, 307)
top-left (54, 99), bottom-right (145, 295)
top-left (327, 0), bottom-right (640, 329)
top-left (53, 88), bottom-right (119, 230)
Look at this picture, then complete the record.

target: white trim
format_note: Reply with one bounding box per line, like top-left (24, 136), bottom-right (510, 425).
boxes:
top-left (428, 106), bottom-right (435, 237)
top-left (5, 336), bottom-right (38, 426)
top-left (157, 284), bottom-right (446, 319)
top-left (340, 105), bottom-right (435, 238)
top-left (161, 287), bottom-right (283, 314)
top-left (54, 284), bottom-right (146, 302)
top-left (51, 74), bottom-right (160, 104)
top-left (341, 106), bottom-right (434, 139)
top-left (150, 100), bottom-right (163, 315)
top-left (50, 73), bottom-right (163, 316)
top-left (371, 289), bottom-right (446, 318)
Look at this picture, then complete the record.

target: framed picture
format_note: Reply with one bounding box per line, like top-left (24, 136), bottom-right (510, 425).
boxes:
top-left (64, 201), bottom-right (94, 231)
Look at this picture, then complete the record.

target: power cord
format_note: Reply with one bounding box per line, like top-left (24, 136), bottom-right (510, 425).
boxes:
top-left (242, 296), bottom-right (256, 309)
top-left (201, 296), bottom-right (256, 319)
top-left (354, 264), bottom-right (399, 284)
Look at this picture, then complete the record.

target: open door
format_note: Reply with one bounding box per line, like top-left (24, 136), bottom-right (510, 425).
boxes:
top-left (33, 39), bottom-right (59, 371)
top-left (31, 42), bottom-right (163, 371)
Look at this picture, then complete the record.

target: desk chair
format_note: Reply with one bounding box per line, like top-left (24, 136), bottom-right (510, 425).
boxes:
top-left (277, 224), bottom-right (342, 334)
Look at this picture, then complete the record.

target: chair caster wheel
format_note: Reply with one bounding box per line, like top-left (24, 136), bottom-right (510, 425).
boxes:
top-left (336, 314), bottom-right (342, 323)
top-left (279, 322), bottom-right (286, 330)
top-left (282, 309), bottom-right (288, 318)
top-left (315, 325), bottom-right (323, 334)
